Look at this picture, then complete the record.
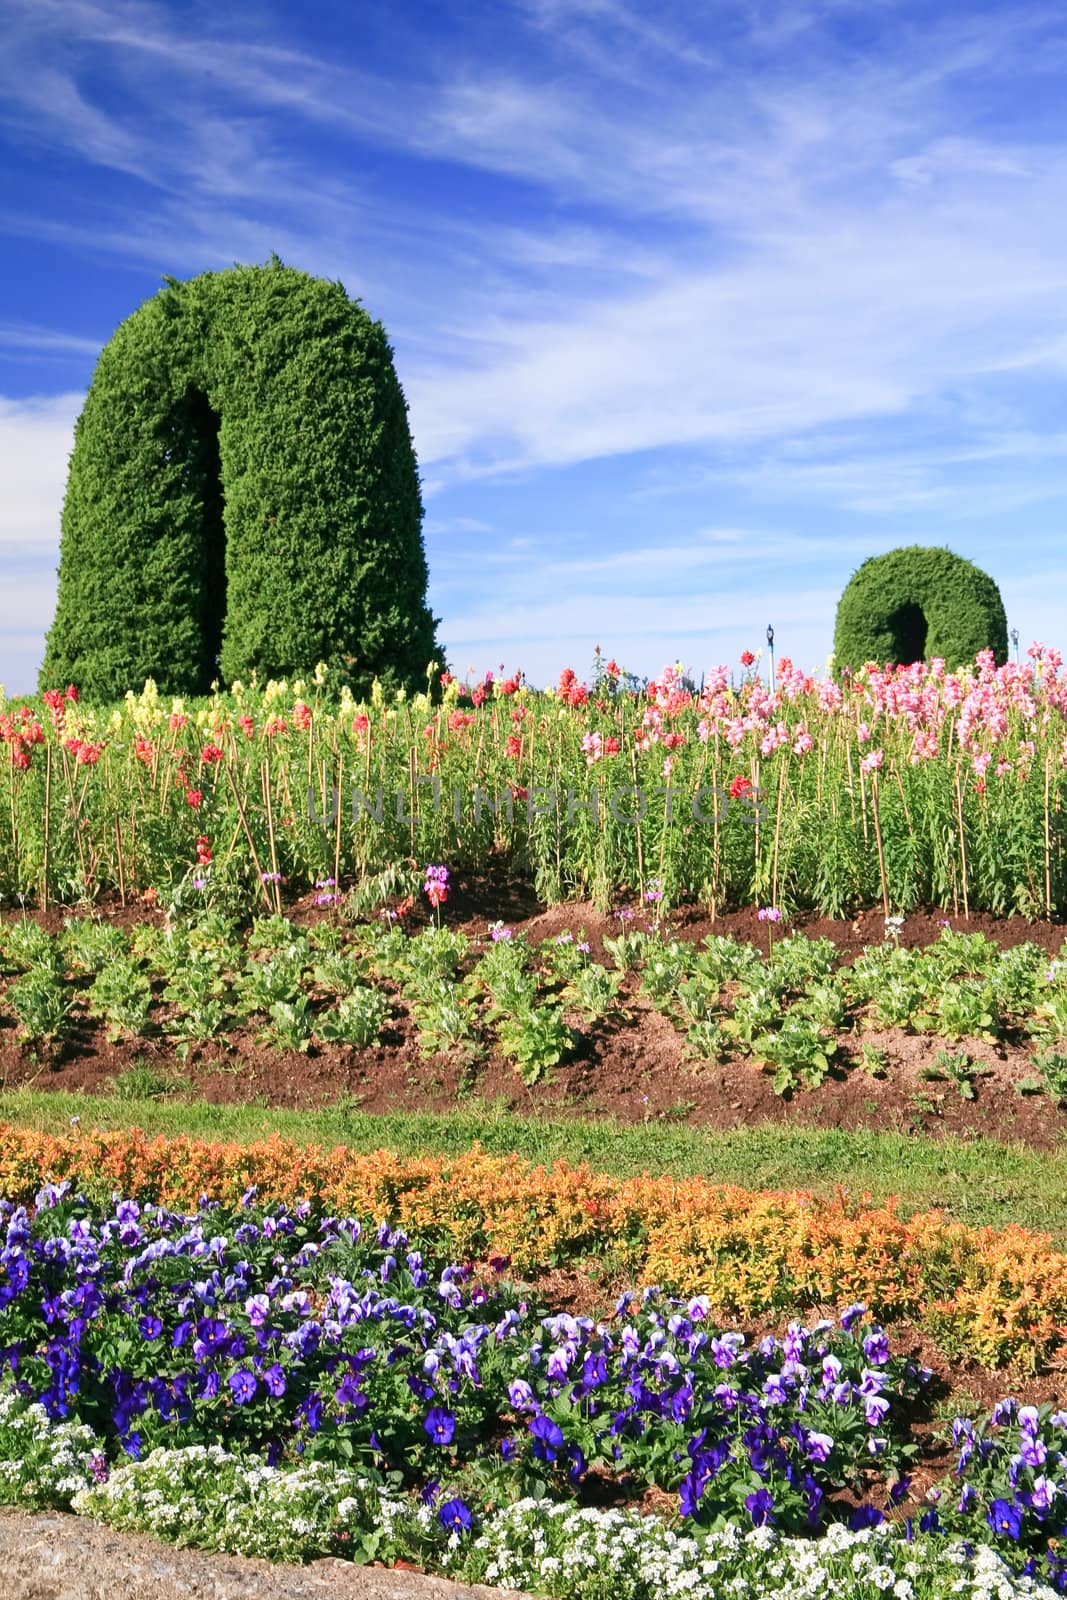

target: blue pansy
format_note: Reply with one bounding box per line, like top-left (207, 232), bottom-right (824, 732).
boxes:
top-left (988, 1498), bottom-right (1024, 1540)
top-left (228, 1369), bottom-right (257, 1404)
top-left (437, 1497), bottom-right (472, 1532)
top-left (424, 1406), bottom-right (456, 1445)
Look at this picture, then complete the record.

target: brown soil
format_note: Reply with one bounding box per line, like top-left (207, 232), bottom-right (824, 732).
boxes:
top-left (4, 881), bottom-right (1067, 1150)
top-left (3, 883), bottom-right (1066, 1551)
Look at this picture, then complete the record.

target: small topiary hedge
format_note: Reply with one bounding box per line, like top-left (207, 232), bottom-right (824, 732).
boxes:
top-left (42, 258), bottom-right (439, 701)
top-left (833, 546), bottom-right (1007, 673)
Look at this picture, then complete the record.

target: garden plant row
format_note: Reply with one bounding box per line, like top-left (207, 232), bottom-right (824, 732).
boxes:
top-left (5, 910), bottom-right (1067, 1103)
top-left (6, 643), bottom-right (1067, 919)
top-left (0, 1121), bottom-right (1063, 1370)
top-left (0, 1180), bottom-right (1065, 1597)
top-left (5, 651), bottom-right (1067, 1598)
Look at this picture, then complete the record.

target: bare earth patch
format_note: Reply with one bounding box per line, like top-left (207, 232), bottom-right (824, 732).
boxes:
top-left (3, 885), bottom-right (1066, 1149)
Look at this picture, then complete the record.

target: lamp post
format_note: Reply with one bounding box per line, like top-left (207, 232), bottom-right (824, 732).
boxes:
top-left (1011, 627), bottom-right (1019, 665)
top-left (766, 625), bottom-right (775, 689)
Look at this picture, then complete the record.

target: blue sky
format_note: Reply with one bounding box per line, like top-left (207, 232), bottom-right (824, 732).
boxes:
top-left (2, 0), bottom-right (1067, 694)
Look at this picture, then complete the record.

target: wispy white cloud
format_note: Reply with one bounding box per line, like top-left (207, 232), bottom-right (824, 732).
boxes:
top-left (0, 570), bottom-right (61, 630)
top-left (5, 0), bottom-right (1067, 690)
top-left (0, 393), bottom-right (78, 547)
top-left (466, 527), bottom-right (856, 581)
top-left (423, 514), bottom-right (496, 537)
top-left (693, 431), bottom-right (1067, 518)
top-left (6, 0), bottom-right (1067, 473)
top-left (0, 324), bottom-right (104, 357)
top-left (0, 551), bottom-right (64, 695)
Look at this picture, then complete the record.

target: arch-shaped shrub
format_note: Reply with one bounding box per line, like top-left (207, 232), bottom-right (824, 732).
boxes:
top-left (833, 546), bottom-right (1007, 673)
top-left (42, 260), bottom-right (439, 700)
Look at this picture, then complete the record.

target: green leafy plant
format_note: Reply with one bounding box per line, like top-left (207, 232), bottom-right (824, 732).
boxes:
top-left (361, 922), bottom-right (411, 982)
top-left (2, 922), bottom-right (60, 975)
top-left (752, 1013), bottom-right (836, 1095)
top-left (921, 1047), bottom-right (982, 1100)
top-left (684, 1018), bottom-right (730, 1061)
top-left (404, 927), bottom-right (469, 984)
top-left (314, 987), bottom-right (390, 1049)
top-left (603, 929), bottom-right (652, 973)
top-left (766, 935), bottom-right (839, 991)
top-left (858, 1043), bottom-right (889, 1078)
top-left (476, 932), bottom-right (534, 997)
top-left (988, 943), bottom-right (1043, 1016)
top-left (411, 981), bottom-right (481, 1061)
top-left (870, 974), bottom-right (933, 1032)
top-left (311, 950), bottom-right (371, 998)
top-left (674, 974), bottom-right (721, 1027)
top-left (927, 928), bottom-right (999, 979)
top-left (724, 982), bottom-right (783, 1049)
top-left (235, 951), bottom-right (307, 1016)
top-left (266, 997), bottom-right (313, 1053)
top-left (796, 978), bottom-right (847, 1031)
top-left (161, 953), bottom-right (233, 1055)
top-left (185, 913), bottom-right (243, 960)
top-left (935, 980), bottom-right (999, 1043)
top-left (247, 914), bottom-right (306, 957)
top-left (1028, 1045), bottom-right (1067, 1104)
top-left (482, 967), bottom-right (539, 1021)
top-left (539, 931), bottom-right (591, 983)
top-left (564, 963), bottom-right (622, 1021)
top-left (496, 1003), bottom-right (576, 1085)
top-left (693, 934), bottom-right (762, 986)
top-left (165, 864), bottom-right (254, 925)
top-left (63, 917), bottom-right (129, 975)
top-left (638, 941), bottom-right (697, 1010)
top-left (89, 957), bottom-right (153, 1042)
top-left (6, 968), bottom-right (72, 1047)
top-left (1034, 984), bottom-right (1067, 1041)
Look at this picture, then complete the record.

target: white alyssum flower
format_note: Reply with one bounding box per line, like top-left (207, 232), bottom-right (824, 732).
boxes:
top-left (46, 1441), bottom-right (1063, 1600)
top-left (0, 1391), bottom-right (105, 1509)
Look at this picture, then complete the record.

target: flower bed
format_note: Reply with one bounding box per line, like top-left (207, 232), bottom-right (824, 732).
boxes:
top-left (7, 645), bottom-right (1067, 919)
top-left (75, 1459), bottom-right (1067, 1599)
top-left (6, 912), bottom-right (1067, 1107)
top-left (1, 1184), bottom-right (1066, 1593)
top-left (1, 1124), bottom-right (1063, 1368)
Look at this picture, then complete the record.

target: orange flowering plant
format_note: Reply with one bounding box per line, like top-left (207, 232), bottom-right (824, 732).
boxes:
top-left (0, 1123), bottom-right (1062, 1370)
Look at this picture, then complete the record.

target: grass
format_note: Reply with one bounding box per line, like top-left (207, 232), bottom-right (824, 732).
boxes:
top-left (109, 1063), bottom-right (191, 1101)
top-left (2, 1087), bottom-right (1066, 1242)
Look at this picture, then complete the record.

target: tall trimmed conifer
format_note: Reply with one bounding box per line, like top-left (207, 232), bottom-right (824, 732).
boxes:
top-left (43, 259), bottom-right (439, 699)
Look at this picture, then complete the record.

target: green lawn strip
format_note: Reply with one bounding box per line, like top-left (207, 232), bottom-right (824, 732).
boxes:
top-left (2, 1086), bottom-right (1065, 1242)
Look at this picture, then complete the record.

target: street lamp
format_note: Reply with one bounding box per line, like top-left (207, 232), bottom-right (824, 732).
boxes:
top-left (766, 624), bottom-right (775, 689)
top-left (1011, 627), bottom-right (1019, 664)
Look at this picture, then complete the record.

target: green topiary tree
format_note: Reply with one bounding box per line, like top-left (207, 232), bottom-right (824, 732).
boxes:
top-left (833, 546), bottom-right (1007, 673)
top-left (42, 259), bottom-right (439, 700)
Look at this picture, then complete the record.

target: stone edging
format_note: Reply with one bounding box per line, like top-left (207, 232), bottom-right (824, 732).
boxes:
top-left (0, 1509), bottom-right (531, 1600)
